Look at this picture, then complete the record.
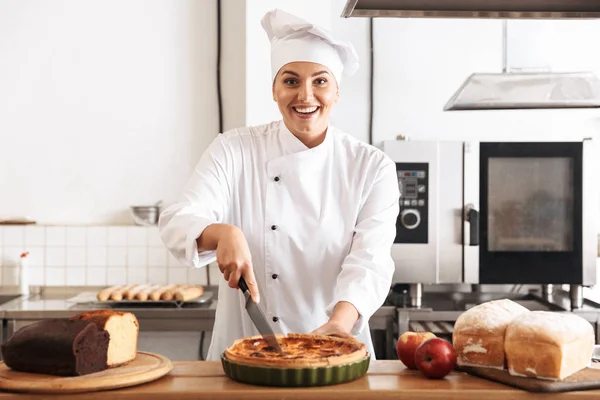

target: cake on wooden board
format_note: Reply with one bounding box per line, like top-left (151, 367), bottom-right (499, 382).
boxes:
top-left (505, 311), bottom-right (595, 380)
top-left (452, 298), bottom-right (530, 369)
top-left (0, 319), bottom-right (109, 376)
top-left (0, 310), bottom-right (140, 377)
top-left (70, 310), bottom-right (139, 367)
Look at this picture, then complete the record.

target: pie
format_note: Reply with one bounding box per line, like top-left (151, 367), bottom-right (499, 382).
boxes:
top-left (224, 333), bottom-right (368, 368)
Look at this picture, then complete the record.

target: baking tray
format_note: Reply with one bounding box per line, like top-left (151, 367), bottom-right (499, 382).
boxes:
top-left (220, 352), bottom-right (370, 387)
top-left (67, 291), bottom-right (213, 309)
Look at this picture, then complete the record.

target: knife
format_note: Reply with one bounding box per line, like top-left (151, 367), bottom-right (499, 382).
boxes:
top-left (239, 277), bottom-right (284, 355)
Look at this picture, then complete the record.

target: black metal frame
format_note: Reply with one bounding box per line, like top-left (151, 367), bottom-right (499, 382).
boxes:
top-left (479, 142), bottom-right (583, 284)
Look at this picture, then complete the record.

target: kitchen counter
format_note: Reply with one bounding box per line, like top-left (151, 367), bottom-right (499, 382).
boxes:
top-left (0, 361), bottom-right (597, 399)
top-left (0, 297), bottom-right (218, 320)
top-left (0, 288), bottom-right (395, 330)
top-left (0, 289), bottom-right (219, 336)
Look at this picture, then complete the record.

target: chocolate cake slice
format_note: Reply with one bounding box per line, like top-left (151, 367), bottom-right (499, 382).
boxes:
top-left (1, 319), bottom-right (109, 376)
top-left (71, 310), bottom-right (139, 367)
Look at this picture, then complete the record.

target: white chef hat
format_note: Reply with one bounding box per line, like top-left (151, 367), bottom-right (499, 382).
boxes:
top-left (261, 9), bottom-right (359, 85)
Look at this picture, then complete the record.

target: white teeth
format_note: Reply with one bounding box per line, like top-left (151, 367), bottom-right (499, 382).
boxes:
top-left (294, 106), bottom-right (318, 114)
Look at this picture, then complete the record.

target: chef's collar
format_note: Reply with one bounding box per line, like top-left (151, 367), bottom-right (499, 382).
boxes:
top-left (261, 9), bottom-right (359, 85)
top-left (279, 120), bottom-right (332, 155)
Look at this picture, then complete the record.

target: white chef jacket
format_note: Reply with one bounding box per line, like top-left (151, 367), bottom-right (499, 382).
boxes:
top-left (159, 120), bottom-right (400, 360)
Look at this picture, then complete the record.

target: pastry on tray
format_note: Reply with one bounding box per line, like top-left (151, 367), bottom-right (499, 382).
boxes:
top-left (96, 284), bottom-right (204, 302)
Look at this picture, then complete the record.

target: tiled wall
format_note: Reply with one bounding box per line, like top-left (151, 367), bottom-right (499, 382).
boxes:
top-left (0, 225), bottom-right (217, 287)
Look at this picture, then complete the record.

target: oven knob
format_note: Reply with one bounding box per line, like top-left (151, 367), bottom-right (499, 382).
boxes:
top-left (401, 209), bottom-right (421, 230)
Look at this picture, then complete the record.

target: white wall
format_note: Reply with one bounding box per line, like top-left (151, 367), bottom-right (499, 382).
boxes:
top-left (0, 0), bottom-right (218, 224)
top-left (370, 17), bottom-right (600, 145)
top-left (506, 20), bottom-right (600, 74)
top-left (0, 224), bottom-right (217, 287)
top-left (220, 0), bottom-right (247, 132)
top-left (329, 0), bottom-right (371, 143)
top-left (3, 0), bottom-right (600, 225)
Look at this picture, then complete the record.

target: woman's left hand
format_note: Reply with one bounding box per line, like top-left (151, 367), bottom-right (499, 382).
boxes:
top-left (311, 320), bottom-right (354, 340)
top-left (311, 301), bottom-right (359, 339)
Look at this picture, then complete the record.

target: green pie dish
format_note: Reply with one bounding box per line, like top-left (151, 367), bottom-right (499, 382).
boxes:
top-left (221, 352), bottom-right (371, 387)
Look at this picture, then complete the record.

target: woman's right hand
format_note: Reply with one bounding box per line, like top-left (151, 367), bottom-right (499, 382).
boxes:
top-left (215, 225), bottom-right (260, 304)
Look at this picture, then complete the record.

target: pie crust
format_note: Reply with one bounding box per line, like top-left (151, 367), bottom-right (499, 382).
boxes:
top-left (224, 333), bottom-right (368, 368)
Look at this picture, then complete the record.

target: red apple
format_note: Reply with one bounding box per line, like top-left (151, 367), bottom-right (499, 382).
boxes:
top-left (396, 331), bottom-right (436, 369)
top-left (414, 337), bottom-right (457, 379)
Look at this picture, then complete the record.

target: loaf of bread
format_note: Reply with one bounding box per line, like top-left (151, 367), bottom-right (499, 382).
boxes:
top-left (0, 319), bottom-right (109, 376)
top-left (149, 284), bottom-right (177, 301)
top-left (505, 311), bottom-right (594, 380)
top-left (453, 299), bottom-right (529, 369)
top-left (160, 285), bottom-right (179, 301)
top-left (70, 310), bottom-right (139, 367)
top-left (135, 284), bottom-right (162, 300)
top-left (124, 284), bottom-right (152, 300)
top-left (97, 284), bottom-right (125, 301)
top-left (109, 284), bottom-right (137, 301)
top-left (175, 285), bottom-right (204, 301)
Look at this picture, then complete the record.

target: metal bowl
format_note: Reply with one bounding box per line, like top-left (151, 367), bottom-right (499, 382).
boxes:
top-left (131, 205), bottom-right (160, 226)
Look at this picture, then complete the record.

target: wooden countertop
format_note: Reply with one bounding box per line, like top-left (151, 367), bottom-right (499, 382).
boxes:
top-left (1, 361), bottom-right (599, 399)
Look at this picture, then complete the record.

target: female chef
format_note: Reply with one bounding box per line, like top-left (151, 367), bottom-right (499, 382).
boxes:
top-left (159, 9), bottom-right (400, 361)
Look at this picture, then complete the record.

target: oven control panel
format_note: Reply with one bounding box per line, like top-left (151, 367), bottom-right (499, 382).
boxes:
top-left (394, 162), bottom-right (428, 244)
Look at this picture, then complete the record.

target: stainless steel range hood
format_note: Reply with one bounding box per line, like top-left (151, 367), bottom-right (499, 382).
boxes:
top-left (445, 20), bottom-right (600, 110)
top-left (341, 0), bottom-right (600, 19)
top-left (444, 71), bottom-right (600, 110)
top-left (342, 1), bottom-right (600, 110)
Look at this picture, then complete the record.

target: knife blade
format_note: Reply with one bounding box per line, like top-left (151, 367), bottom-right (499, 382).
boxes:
top-left (239, 277), bottom-right (284, 355)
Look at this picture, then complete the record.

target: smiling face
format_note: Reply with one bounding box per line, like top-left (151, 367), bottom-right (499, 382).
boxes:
top-left (272, 62), bottom-right (339, 147)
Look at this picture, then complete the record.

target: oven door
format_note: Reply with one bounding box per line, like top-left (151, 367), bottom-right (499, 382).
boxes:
top-left (464, 140), bottom-right (597, 285)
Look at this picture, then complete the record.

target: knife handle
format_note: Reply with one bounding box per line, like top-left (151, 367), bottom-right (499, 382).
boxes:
top-left (238, 277), bottom-right (249, 293)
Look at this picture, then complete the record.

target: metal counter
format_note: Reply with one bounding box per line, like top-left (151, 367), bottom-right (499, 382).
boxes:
top-left (0, 286), bottom-right (398, 359)
top-left (0, 292), bottom-right (394, 331)
top-left (5, 285), bottom-right (598, 360)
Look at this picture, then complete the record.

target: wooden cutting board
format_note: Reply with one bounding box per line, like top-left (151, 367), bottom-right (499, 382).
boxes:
top-left (0, 351), bottom-right (172, 394)
top-left (458, 364), bottom-right (600, 393)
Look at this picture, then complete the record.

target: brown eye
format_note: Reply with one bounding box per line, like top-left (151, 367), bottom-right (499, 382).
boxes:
top-left (284, 78), bottom-right (298, 85)
top-left (314, 78), bottom-right (327, 85)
